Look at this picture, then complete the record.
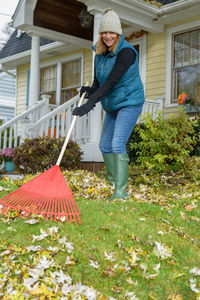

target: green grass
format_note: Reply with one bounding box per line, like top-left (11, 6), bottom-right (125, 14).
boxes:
top-left (0, 161), bottom-right (199, 299)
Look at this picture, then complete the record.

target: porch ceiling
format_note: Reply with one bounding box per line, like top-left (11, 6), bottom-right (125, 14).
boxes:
top-left (34, 0), bottom-right (94, 41)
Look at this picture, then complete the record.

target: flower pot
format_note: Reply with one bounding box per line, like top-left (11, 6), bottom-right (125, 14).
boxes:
top-left (5, 161), bottom-right (15, 173)
top-left (185, 104), bottom-right (200, 113)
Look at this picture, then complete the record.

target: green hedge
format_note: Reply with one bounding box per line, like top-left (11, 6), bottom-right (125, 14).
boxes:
top-left (127, 111), bottom-right (198, 172)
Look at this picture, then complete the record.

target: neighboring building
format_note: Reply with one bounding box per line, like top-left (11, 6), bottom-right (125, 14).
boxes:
top-left (0, 71), bottom-right (16, 123)
top-left (0, 0), bottom-right (199, 162)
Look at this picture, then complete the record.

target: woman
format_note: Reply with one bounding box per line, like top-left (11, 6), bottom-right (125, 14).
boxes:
top-left (73, 8), bottom-right (145, 200)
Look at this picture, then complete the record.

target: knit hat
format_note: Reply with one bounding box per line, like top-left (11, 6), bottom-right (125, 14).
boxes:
top-left (98, 8), bottom-right (122, 35)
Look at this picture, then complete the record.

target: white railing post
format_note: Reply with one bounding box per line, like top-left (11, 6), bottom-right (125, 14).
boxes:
top-left (41, 94), bottom-right (51, 114)
top-left (20, 117), bottom-right (31, 144)
top-left (155, 96), bottom-right (164, 112)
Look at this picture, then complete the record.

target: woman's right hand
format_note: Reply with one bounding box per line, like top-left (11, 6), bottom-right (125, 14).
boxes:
top-left (80, 86), bottom-right (92, 97)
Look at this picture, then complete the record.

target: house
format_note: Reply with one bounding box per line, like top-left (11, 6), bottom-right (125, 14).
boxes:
top-left (0, 70), bottom-right (16, 123)
top-left (0, 0), bottom-right (199, 165)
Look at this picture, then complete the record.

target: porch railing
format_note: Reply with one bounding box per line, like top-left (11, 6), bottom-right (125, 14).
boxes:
top-left (0, 96), bottom-right (164, 152)
top-left (139, 97), bottom-right (163, 122)
top-left (0, 95), bottom-right (49, 149)
top-left (28, 95), bottom-right (90, 145)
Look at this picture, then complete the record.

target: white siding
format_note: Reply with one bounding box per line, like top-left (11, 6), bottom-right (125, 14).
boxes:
top-left (0, 71), bottom-right (16, 121)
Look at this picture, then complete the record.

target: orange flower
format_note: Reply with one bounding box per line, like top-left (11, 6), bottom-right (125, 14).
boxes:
top-left (177, 92), bottom-right (190, 105)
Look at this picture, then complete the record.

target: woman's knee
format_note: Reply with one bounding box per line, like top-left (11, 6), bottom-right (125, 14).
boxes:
top-left (99, 140), bottom-right (111, 155)
top-left (112, 140), bottom-right (127, 154)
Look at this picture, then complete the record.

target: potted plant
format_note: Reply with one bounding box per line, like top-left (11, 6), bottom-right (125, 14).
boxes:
top-left (177, 92), bottom-right (200, 113)
top-left (0, 147), bottom-right (16, 173)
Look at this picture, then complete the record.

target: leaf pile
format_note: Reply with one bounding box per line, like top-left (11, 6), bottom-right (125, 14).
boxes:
top-left (0, 226), bottom-right (102, 299)
top-left (0, 156), bottom-right (199, 299)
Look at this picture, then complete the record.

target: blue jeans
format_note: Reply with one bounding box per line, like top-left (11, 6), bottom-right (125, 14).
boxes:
top-left (99, 105), bottom-right (143, 155)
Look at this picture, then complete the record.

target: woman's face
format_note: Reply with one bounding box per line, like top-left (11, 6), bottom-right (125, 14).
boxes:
top-left (102, 32), bottom-right (118, 48)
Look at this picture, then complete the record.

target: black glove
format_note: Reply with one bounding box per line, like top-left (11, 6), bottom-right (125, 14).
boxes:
top-left (80, 86), bottom-right (93, 98)
top-left (72, 98), bottom-right (96, 117)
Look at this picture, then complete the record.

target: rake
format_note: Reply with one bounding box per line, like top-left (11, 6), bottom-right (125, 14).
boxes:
top-left (0, 84), bottom-right (89, 224)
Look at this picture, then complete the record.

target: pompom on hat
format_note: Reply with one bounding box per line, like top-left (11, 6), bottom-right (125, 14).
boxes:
top-left (98, 8), bottom-right (122, 35)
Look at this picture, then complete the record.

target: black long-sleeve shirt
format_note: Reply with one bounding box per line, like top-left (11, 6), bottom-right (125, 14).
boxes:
top-left (90, 47), bottom-right (136, 101)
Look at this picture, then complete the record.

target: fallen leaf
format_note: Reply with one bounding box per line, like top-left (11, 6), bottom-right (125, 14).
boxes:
top-left (100, 226), bottom-right (110, 232)
top-left (102, 267), bottom-right (116, 277)
top-left (167, 295), bottom-right (184, 300)
top-left (104, 251), bottom-right (116, 262)
top-left (30, 283), bottom-right (55, 297)
top-left (190, 267), bottom-right (200, 276)
top-left (112, 285), bottom-right (122, 294)
top-left (89, 260), bottom-right (99, 269)
top-left (185, 204), bottom-right (196, 211)
top-left (24, 219), bottom-right (39, 224)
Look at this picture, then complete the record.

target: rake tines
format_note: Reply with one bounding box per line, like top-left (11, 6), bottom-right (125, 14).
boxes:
top-left (0, 85), bottom-right (90, 223)
top-left (0, 166), bottom-right (81, 223)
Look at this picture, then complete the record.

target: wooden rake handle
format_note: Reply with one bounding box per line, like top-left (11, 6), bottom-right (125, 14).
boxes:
top-left (56, 82), bottom-right (89, 166)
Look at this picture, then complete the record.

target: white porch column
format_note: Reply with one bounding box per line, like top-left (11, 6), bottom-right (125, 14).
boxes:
top-left (29, 34), bottom-right (40, 107)
top-left (56, 62), bottom-right (62, 106)
top-left (90, 10), bottom-right (102, 143)
top-left (81, 10), bottom-right (103, 162)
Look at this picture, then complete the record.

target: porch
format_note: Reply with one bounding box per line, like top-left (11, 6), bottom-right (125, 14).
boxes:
top-left (0, 94), bottom-right (163, 169)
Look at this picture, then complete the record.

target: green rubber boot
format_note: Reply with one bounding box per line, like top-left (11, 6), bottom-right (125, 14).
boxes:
top-left (109, 154), bottom-right (129, 201)
top-left (103, 154), bottom-right (115, 186)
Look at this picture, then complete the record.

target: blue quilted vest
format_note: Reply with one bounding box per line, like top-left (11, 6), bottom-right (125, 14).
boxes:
top-left (93, 35), bottom-right (145, 112)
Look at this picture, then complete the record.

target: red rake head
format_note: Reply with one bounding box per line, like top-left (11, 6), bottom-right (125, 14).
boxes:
top-left (0, 165), bottom-right (81, 223)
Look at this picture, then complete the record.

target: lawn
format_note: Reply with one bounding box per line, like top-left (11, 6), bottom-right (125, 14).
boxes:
top-left (0, 157), bottom-right (199, 299)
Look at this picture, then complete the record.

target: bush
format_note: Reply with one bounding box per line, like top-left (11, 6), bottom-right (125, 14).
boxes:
top-left (13, 136), bottom-right (83, 174)
top-left (127, 124), bottom-right (143, 163)
top-left (128, 111), bottom-right (195, 172)
top-left (189, 118), bottom-right (200, 157)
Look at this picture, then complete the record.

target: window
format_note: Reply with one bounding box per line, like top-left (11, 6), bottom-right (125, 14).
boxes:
top-left (40, 57), bottom-right (82, 105)
top-left (61, 59), bottom-right (81, 104)
top-left (172, 28), bottom-right (200, 104)
top-left (40, 66), bottom-right (56, 104)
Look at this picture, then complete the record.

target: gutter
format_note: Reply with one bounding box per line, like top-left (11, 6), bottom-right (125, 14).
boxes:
top-left (156, 0), bottom-right (200, 18)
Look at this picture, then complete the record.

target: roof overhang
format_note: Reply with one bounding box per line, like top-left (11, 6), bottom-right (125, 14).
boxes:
top-left (12, 0), bottom-right (200, 37)
top-left (81, 0), bottom-right (163, 33)
top-left (2, 0), bottom-right (200, 69)
top-left (0, 37), bottom-right (91, 69)
top-left (155, 0), bottom-right (200, 24)
top-left (13, 0), bottom-right (164, 36)
top-left (81, 0), bottom-right (200, 30)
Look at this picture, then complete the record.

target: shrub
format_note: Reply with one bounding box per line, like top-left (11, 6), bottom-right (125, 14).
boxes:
top-left (128, 111), bottom-right (195, 172)
top-left (127, 124), bottom-right (143, 163)
top-left (13, 136), bottom-right (83, 174)
top-left (189, 118), bottom-right (200, 157)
